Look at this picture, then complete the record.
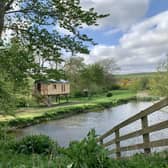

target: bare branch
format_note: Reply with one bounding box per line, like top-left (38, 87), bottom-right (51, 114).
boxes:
top-left (5, 9), bottom-right (33, 15)
top-left (4, 25), bottom-right (27, 32)
top-left (5, 0), bottom-right (15, 11)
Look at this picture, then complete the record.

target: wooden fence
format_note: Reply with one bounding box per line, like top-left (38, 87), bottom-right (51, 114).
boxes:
top-left (98, 98), bottom-right (168, 158)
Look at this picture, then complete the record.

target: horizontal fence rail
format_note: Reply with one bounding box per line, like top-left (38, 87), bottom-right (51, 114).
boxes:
top-left (98, 98), bottom-right (168, 158)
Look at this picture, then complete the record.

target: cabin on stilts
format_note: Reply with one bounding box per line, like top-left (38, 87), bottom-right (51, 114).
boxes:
top-left (34, 79), bottom-right (70, 106)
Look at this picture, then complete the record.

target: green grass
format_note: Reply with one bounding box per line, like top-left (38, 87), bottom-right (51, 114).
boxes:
top-left (0, 131), bottom-right (167, 168)
top-left (0, 90), bottom-right (136, 128)
top-left (0, 149), bottom-right (167, 168)
top-left (0, 150), bottom-right (69, 168)
top-left (115, 72), bottom-right (157, 79)
top-left (0, 139), bottom-right (167, 168)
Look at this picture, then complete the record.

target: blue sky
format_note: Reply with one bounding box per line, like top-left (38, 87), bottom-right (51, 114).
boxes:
top-left (77, 0), bottom-right (168, 74)
top-left (4, 1), bottom-right (168, 74)
top-left (87, 0), bottom-right (168, 46)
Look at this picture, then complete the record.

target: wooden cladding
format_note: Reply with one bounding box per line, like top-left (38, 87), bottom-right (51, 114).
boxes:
top-left (98, 98), bottom-right (168, 158)
top-left (61, 84), bottom-right (66, 92)
top-left (36, 83), bottom-right (70, 96)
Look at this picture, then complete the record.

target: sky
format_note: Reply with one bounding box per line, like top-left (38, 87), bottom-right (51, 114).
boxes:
top-left (77, 0), bottom-right (168, 74)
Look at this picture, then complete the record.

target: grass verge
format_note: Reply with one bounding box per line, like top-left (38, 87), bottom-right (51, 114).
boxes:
top-left (0, 90), bottom-right (136, 129)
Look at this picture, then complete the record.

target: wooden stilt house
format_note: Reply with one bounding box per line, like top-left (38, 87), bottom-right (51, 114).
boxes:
top-left (34, 79), bottom-right (70, 105)
top-left (35, 79), bottom-right (70, 96)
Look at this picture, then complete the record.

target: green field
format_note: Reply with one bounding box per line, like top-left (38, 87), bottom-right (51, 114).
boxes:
top-left (0, 90), bottom-right (136, 128)
top-left (115, 72), bottom-right (157, 79)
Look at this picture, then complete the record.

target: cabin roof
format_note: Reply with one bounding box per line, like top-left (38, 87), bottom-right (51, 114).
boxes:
top-left (35, 79), bottom-right (69, 84)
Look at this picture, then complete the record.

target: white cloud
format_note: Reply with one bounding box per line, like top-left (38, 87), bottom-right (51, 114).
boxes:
top-left (2, 29), bottom-right (14, 43)
top-left (105, 28), bottom-right (121, 35)
top-left (55, 25), bottom-right (73, 35)
top-left (81, 0), bottom-right (149, 30)
top-left (80, 11), bottom-right (168, 74)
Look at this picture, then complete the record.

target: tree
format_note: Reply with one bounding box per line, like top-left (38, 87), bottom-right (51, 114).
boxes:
top-left (80, 63), bottom-right (105, 95)
top-left (0, 39), bottom-right (34, 113)
top-left (0, 38), bottom-right (35, 90)
top-left (64, 56), bottom-right (85, 93)
top-left (0, 0), bottom-right (107, 52)
top-left (0, 0), bottom-right (108, 112)
top-left (96, 58), bottom-right (119, 90)
top-left (0, 0), bottom-right (108, 81)
top-left (150, 57), bottom-right (168, 96)
top-left (0, 74), bottom-right (15, 114)
top-left (64, 58), bottom-right (107, 96)
top-left (96, 58), bottom-right (119, 74)
top-left (64, 57), bottom-right (119, 96)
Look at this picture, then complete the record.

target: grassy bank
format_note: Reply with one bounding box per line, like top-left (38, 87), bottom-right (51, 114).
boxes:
top-left (1, 151), bottom-right (166, 168)
top-left (0, 90), bottom-right (136, 128)
top-left (0, 133), bottom-right (167, 168)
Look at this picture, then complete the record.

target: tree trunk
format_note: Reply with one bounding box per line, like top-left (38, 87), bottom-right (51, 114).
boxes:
top-left (0, 2), bottom-right (5, 38)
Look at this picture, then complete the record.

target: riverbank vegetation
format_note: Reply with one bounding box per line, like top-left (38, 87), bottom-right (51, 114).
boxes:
top-left (0, 130), bottom-right (167, 168)
top-left (0, 90), bottom-right (136, 128)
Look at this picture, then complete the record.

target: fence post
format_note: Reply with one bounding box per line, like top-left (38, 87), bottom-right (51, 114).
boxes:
top-left (115, 129), bottom-right (121, 158)
top-left (141, 116), bottom-right (151, 154)
top-left (100, 138), bottom-right (103, 145)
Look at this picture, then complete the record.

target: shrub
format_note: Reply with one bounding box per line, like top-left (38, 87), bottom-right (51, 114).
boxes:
top-left (10, 135), bottom-right (59, 155)
top-left (74, 91), bottom-right (84, 98)
top-left (8, 118), bottom-right (34, 127)
top-left (0, 127), bottom-right (14, 142)
top-left (16, 97), bottom-right (28, 107)
top-left (110, 84), bottom-right (121, 90)
top-left (106, 92), bottom-right (113, 97)
top-left (63, 129), bottom-right (112, 168)
top-left (83, 90), bottom-right (89, 97)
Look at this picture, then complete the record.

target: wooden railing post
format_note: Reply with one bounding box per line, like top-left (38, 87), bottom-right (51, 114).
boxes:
top-left (98, 99), bottom-right (168, 158)
top-left (100, 138), bottom-right (103, 145)
top-left (141, 116), bottom-right (151, 154)
top-left (115, 129), bottom-right (121, 158)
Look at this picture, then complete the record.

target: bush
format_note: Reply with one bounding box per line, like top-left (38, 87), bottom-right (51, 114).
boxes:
top-left (74, 91), bottom-right (84, 98)
top-left (63, 129), bottom-right (112, 168)
top-left (106, 92), bottom-right (113, 97)
top-left (16, 97), bottom-right (28, 107)
top-left (0, 127), bottom-right (14, 142)
top-left (8, 118), bottom-right (34, 127)
top-left (110, 84), bottom-right (121, 90)
top-left (10, 135), bottom-right (59, 155)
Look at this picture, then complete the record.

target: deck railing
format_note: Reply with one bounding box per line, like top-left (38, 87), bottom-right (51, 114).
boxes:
top-left (98, 98), bottom-right (168, 158)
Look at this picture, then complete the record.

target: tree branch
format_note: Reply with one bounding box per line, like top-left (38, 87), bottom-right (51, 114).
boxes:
top-left (5, 9), bottom-right (33, 15)
top-left (3, 25), bottom-right (28, 33)
top-left (5, 0), bottom-right (15, 11)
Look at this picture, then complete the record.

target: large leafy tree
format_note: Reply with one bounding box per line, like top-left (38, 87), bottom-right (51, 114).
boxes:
top-left (0, 0), bottom-right (107, 78)
top-left (64, 57), bottom-right (119, 96)
top-left (0, 39), bottom-right (34, 113)
top-left (0, 0), bottom-right (106, 50)
top-left (64, 56), bottom-right (85, 93)
top-left (0, 0), bottom-right (107, 113)
top-left (0, 39), bottom-right (34, 89)
top-left (80, 63), bottom-right (106, 94)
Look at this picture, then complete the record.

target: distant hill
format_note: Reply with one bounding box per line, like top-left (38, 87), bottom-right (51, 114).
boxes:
top-left (114, 72), bottom-right (157, 79)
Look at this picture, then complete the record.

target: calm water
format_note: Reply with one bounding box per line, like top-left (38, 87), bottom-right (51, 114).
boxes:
top-left (15, 101), bottom-right (168, 156)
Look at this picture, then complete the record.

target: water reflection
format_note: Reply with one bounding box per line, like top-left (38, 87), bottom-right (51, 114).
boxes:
top-left (15, 101), bottom-right (168, 155)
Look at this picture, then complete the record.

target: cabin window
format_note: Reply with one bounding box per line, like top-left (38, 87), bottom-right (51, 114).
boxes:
top-left (61, 84), bottom-right (65, 92)
top-left (53, 84), bottom-right (57, 89)
top-left (37, 83), bottom-right (41, 92)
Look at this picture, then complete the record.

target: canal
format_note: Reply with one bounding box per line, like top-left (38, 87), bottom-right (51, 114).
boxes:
top-left (15, 101), bottom-right (168, 156)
